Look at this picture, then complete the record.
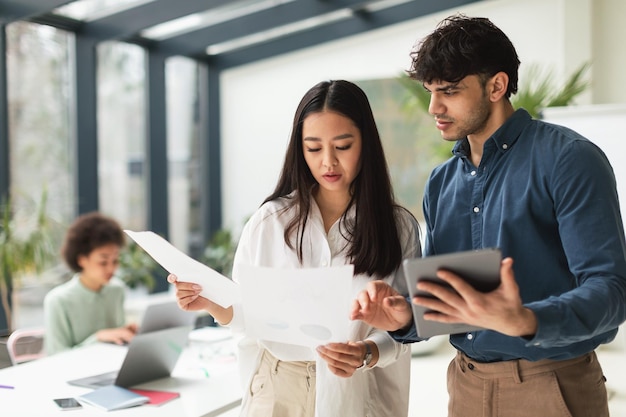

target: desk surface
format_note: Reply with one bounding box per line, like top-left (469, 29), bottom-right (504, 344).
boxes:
top-left (0, 327), bottom-right (242, 417)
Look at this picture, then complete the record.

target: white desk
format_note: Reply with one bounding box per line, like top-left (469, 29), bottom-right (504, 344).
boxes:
top-left (0, 327), bottom-right (242, 417)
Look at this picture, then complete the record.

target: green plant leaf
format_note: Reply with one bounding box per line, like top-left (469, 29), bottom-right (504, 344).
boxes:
top-left (0, 189), bottom-right (60, 334)
top-left (512, 62), bottom-right (591, 118)
top-left (117, 242), bottom-right (157, 290)
top-left (202, 229), bottom-right (237, 278)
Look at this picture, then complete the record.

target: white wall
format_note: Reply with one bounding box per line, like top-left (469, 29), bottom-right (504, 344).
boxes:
top-left (592, 0), bottom-right (626, 104)
top-left (219, 0), bottom-right (620, 236)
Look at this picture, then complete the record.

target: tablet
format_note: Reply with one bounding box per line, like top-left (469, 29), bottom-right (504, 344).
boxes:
top-left (402, 248), bottom-right (502, 339)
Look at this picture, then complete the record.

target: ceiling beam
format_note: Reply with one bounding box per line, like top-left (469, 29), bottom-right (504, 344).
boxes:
top-left (0, 0), bottom-right (72, 24)
top-left (209, 0), bottom-right (481, 69)
top-left (79, 0), bottom-right (232, 41)
top-left (155, 0), bottom-right (370, 58)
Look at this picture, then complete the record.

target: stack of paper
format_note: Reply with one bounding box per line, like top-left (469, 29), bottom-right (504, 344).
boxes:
top-left (78, 385), bottom-right (149, 411)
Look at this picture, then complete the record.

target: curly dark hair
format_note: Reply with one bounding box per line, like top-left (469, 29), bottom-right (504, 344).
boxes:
top-left (407, 14), bottom-right (520, 98)
top-left (61, 212), bottom-right (125, 272)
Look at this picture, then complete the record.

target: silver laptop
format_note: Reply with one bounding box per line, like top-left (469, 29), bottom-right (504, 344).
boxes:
top-left (67, 325), bottom-right (192, 389)
top-left (137, 300), bottom-right (197, 334)
top-left (402, 248), bottom-right (502, 339)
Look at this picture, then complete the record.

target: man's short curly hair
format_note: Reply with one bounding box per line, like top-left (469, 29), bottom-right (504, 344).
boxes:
top-left (407, 14), bottom-right (520, 98)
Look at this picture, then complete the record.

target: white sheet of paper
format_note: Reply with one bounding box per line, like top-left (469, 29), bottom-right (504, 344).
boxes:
top-left (237, 263), bottom-right (353, 348)
top-left (124, 230), bottom-right (240, 308)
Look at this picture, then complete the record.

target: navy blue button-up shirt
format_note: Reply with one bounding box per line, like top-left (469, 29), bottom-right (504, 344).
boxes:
top-left (394, 109), bottom-right (626, 362)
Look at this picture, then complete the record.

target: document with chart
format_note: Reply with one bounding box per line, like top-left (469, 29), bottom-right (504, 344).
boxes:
top-left (237, 263), bottom-right (353, 348)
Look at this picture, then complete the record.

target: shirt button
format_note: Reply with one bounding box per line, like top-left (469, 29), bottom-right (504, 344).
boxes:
top-left (321, 261), bottom-right (328, 267)
top-left (473, 207), bottom-right (480, 213)
top-left (470, 170), bottom-right (477, 176)
top-left (502, 143), bottom-right (508, 150)
top-left (467, 333), bottom-right (473, 340)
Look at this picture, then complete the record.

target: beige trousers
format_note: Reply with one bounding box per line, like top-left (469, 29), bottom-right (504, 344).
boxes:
top-left (241, 350), bottom-right (317, 417)
top-left (448, 350), bottom-right (609, 417)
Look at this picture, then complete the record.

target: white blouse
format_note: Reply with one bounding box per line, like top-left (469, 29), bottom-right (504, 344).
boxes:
top-left (229, 195), bottom-right (421, 417)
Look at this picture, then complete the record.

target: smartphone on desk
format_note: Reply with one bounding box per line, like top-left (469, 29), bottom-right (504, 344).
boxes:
top-left (53, 397), bottom-right (83, 410)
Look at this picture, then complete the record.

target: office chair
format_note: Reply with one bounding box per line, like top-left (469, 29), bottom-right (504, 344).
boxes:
top-left (6, 327), bottom-right (45, 365)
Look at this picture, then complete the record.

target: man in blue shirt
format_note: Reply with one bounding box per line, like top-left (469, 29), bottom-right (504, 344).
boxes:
top-left (351, 14), bottom-right (626, 417)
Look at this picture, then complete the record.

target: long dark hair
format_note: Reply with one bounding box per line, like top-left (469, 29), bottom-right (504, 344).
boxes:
top-left (408, 14), bottom-right (520, 98)
top-left (264, 80), bottom-right (404, 277)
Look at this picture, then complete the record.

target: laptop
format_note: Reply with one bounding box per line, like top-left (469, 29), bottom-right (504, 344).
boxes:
top-left (67, 325), bottom-right (192, 389)
top-left (137, 300), bottom-right (197, 334)
top-left (402, 248), bottom-right (502, 339)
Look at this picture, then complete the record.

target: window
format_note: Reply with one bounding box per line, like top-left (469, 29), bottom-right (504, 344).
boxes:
top-left (166, 57), bottom-right (201, 254)
top-left (97, 41), bottom-right (147, 231)
top-left (6, 22), bottom-right (74, 328)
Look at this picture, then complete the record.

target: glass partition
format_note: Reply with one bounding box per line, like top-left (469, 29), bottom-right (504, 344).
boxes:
top-left (97, 41), bottom-right (147, 231)
top-left (5, 22), bottom-right (75, 328)
top-left (166, 57), bottom-right (200, 254)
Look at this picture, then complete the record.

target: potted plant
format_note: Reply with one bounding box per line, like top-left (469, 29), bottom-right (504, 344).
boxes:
top-left (0, 190), bottom-right (59, 336)
top-left (201, 228), bottom-right (237, 278)
top-left (116, 241), bottom-right (157, 294)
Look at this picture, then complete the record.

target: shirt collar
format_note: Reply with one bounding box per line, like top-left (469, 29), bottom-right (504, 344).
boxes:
top-left (452, 108), bottom-right (532, 158)
top-left (308, 193), bottom-right (356, 236)
top-left (71, 273), bottom-right (106, 297)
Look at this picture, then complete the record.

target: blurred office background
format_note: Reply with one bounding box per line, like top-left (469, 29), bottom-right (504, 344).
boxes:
top-left (1, 0), bottom-right (625, 351)
top-left (1, 1), bottom-right (625, 414)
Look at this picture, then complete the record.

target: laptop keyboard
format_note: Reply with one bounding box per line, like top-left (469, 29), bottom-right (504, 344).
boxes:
top-left (92, 376), bottom-right (116, 387)
top-left (82, 370), bottom-right (118, 387)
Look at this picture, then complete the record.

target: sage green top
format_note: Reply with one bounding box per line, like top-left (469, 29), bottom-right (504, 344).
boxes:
top-left (43, 274), bottom-right (126, 355)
